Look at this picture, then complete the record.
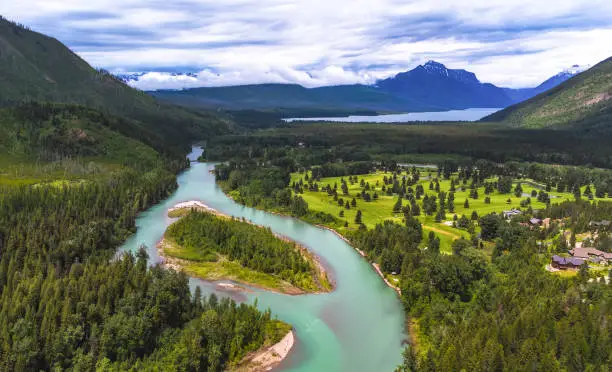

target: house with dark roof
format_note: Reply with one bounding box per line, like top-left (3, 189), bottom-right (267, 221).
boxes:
top-left (529, 218), bottom-right (542, 226)
top-left (551, 255), bottom-right (584, 270)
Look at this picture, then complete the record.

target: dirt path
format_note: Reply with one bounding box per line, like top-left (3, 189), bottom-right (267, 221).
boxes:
top-left (422, 225), bottom-right (461, 239)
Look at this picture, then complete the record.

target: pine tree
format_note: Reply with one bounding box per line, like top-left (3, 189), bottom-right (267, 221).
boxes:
top-left (393, 197), bottom-right (403, 213)
top-left (354, 210), bottom-right (362, 224)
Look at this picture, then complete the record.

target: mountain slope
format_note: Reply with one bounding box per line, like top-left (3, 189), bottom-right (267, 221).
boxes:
top-left (151, 83), bottom-right (431, 112)
top-left (482, 57), bottom-right (612, 129)
top-left (376, 61), bottom-right (514, 109)
top-left (0, 103), bottom-right (161, 169)
top-left (0, 17), bottom-right (229, 154)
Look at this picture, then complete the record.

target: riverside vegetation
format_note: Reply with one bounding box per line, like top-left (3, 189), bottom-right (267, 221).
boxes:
top-left (206, 131), bottom-right (612, 371)
top-left (162, 208), bottom-right (332, 294)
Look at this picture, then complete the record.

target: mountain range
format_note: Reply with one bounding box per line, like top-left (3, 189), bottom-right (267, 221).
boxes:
top-left (125, 61), bottom-right (584, 113)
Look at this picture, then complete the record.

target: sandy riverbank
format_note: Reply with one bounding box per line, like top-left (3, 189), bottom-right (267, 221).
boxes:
top-left (316, 224), bottom-right (402, 296)
top-left (234, 330), bottom-right (294, 371)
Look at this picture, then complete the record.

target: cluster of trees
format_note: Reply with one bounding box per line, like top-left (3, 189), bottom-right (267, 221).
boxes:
top-left (348, 220), bottom-right (422, 274)
top-left (215, 160), bottom-right (339, 226)
top-left (439, 160), bottom-right (612, 199)
top-left (166, 211), bottom-right (320, 290)
top-left (310, 161), bottom-right (373, 179)
top-left (397, 215), bottom-right (611, 371)
top-left (545, 200), bottom-right (612, 236)
top-left (0, 160), bottom-right (283, 370)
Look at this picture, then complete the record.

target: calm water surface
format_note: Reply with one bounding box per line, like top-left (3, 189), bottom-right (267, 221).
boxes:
top-left (284, 107), bottom-right (500, 123)
top-left (120, 147), bottom-right (406, 371)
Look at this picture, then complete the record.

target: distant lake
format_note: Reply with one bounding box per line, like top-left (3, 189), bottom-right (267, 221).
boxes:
top-left (283, 107), bottom-right (501, 123)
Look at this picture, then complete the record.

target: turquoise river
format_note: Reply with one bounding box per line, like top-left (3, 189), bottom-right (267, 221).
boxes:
top-left (120, 147), bottom-right (406, 371)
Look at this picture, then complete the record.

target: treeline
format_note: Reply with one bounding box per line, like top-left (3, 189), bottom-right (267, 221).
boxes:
top-left (310, 161), bottom-right (374, 179)
top-left (348, 220), bottom-right (422, 274)
top-left (206, 123), bottom-right (612, 168)
top-left (166, 211), bottom-right (320, 290)
top-left (545, 200), bottom-right (612, 236)
top-left (0, 162), bottom-right (281, 370)
top-left (214, 160), bottom-right (338, 225)
top-left (437, 160), bottom-right (612, 198)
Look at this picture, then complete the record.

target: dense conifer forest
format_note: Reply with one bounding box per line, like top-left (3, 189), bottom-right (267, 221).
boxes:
top-left (0, 19), bottom-right (285, 371)
top-left (0, 160), bottom-right (287, 370)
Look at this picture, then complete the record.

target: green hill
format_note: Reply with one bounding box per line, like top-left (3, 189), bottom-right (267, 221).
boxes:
top-left (0, 17), bottom-right (230, 155)
top-left (483, 57), bottom-right (612, 131)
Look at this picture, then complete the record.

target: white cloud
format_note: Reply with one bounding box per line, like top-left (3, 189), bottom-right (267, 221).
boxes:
top-left (127, 65), bottom-right (377, 90)
top-left (3, 0), bottom-right (612, 89)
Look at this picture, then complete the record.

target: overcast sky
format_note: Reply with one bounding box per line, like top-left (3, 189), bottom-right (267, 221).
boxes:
top-left (4, 0), bottom-right (612, 89)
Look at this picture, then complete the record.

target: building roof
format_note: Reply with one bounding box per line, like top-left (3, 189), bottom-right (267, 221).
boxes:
top-left (552, 255), bottom-right (584, 266)
top-left (570, 247), bottom-right (612, 260)
top-left (503, 209), bottom-right (522, 217)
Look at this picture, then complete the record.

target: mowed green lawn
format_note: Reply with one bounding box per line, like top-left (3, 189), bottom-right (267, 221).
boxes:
top-left (291, 170), bottom-right (610, 253)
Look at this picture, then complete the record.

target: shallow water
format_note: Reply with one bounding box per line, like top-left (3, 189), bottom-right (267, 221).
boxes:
top-left (120, 147), bottom-right (406, 371)
top-left (283, 107), bottom-right (500, 123)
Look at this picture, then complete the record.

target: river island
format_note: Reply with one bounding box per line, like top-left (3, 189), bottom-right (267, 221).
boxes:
top-left (159, 201), bottom-right (333, 295)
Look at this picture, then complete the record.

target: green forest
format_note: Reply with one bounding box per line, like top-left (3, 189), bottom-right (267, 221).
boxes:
top-left (0, 17), bottom-right (289, 372)
top-left (0, 159), bottom-right (289, 370)
top-left (206, 134), bottom-right (612, 371)
top-left (164, 210), bottom-right (331, 293)
top-left (2, 13), bottom-right (612, 372)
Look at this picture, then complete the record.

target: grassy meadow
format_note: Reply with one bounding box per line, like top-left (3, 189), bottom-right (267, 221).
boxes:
top-left (291, 169), bottom-right (611, 253)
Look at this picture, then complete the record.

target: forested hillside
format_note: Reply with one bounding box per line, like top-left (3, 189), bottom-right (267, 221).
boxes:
top-left (0, 16), bottom-right (290, 371)
top-left (0, 17), bottom-right (231, 154)
top-left (0, 103), bottom-right (162, 168)
top-left (483, 57), bottom-right (612, 132)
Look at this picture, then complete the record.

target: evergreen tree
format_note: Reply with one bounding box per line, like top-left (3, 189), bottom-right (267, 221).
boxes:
top-left (355, 210), bottom-right (362, 224)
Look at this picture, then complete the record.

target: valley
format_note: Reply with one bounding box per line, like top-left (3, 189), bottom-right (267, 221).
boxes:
top-left (0, 9), bottom-right (611, 372)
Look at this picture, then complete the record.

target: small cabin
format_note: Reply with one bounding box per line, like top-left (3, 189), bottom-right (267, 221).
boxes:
top-left (551, 255), bottom-right (584, 270)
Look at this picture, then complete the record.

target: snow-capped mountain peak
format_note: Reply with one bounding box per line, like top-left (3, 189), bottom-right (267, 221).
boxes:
top-left (561, 64), bottom-right (590, 75)
top-left (423, 60), bottom-right (448, 75)
top-left (420, 60), bottom-right (479, 84)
